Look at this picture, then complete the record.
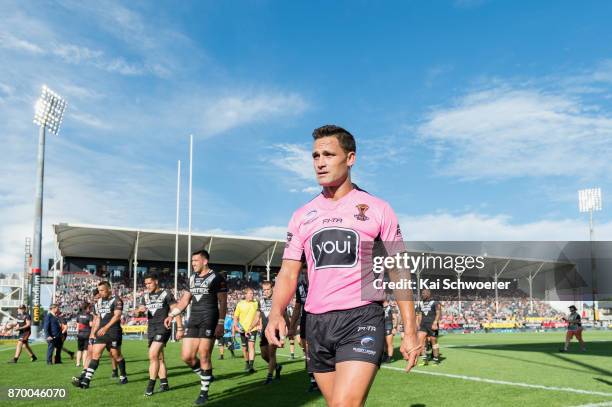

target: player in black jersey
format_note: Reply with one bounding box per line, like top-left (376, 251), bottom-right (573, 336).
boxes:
top-left (88, 288), bottom-right (119, 378)
top-left (7, 305), bottom-right (37, 363)
top-left (76, 304), bottom-right (93, 367)
top-left (383, 300), bottom-right (396, 363)
top-left (289, 272), bottom-right (319, 392)
top-left (164, 249), bottom-right (228, 405)
top-left (72, 281), bottom-right (128, 389)
top-left (138, 272), bottom-right (181, 396)
top-left (416, 289), bottom-right (441, 365)
top-left (256, 281), bottom-right (284, 384)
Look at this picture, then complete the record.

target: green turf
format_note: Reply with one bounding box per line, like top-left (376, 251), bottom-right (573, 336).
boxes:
top-left (0, 331), bottom-right (610, 406)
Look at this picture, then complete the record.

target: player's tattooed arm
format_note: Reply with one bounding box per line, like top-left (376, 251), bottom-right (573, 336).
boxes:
top-left (90, 315), bottom-right (100, 338)
top-left (97, 309), bottom-right (121, 337)
top-left (164, 291), bottom-right (191, 328)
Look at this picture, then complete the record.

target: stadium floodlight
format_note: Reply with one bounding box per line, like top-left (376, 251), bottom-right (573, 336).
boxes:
top-left (578, 187), bottom-right (602, 322)
top-left (578, 188), bottom-right (602, 214)
top-left (30, 85), bottom-right (67, 339)
top-left (33, 85), bottom-right (67, 136)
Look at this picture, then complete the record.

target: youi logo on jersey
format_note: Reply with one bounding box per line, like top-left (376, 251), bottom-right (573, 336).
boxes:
top-left (310, 227), bottom-right (359, 269)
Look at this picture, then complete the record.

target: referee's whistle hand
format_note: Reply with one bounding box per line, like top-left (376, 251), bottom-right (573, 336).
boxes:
top-left (265, 314), bottom-right (287, 348)
top-left (400, 333), bottom-right (421, 373)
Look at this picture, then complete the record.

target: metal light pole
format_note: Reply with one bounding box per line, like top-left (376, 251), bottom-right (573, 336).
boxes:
top-left (187, 135), bottom-right (193, 280)
top-left (31, 85), bottom-right (67, 338)
top-left (578, 188), bottom-right (602, 322)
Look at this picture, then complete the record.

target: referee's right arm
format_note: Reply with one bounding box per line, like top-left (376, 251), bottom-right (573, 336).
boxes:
top-left (265, 259), bottom-right (302, 347)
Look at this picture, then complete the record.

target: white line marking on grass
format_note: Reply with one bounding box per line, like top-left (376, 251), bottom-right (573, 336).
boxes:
top-left (277, 352), bottom-right (612, 398)
top-left (382, 366), bottom-right (612, 398)
top-left (569, 402), bottom-right (612, 407)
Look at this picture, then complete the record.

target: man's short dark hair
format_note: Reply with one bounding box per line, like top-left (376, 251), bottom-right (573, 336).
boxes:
top-left (97, 281), bottom-right (111, 289)
top-left (262, 281), bottom-right (273, 288)
top-left (312, 125), bottom-right (356, 154)
top-left (192, 249), bottom-right (210, 261)
top-left (144, 272), bottom-right (159, 281)
top-left (18, 304), bottom-right (26, 310)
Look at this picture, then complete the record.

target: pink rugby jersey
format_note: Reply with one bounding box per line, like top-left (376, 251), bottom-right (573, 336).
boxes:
top-left (283, 186), bottom-right (405, 314)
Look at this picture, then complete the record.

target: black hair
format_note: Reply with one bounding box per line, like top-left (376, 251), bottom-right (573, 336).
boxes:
top-left (192, 249), bottom-right (210, 261)
top-left (312, 124), bottom-right (356, 154)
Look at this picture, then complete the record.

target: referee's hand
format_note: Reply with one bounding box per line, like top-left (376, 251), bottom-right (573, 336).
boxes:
top-left (400, 332), bottom-right (421, 373)
top-left (265, 312), bottom-right (287, 348)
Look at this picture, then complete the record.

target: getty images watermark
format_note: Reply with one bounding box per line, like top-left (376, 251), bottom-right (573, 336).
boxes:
top-left (371, 252), bottom-right (511, 291)
top-left (359, 241), bottom-right (609, 302)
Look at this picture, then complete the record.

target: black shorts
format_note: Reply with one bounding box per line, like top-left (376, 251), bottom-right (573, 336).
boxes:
top-left (18, 330), bottom-right (31, 343)
top-left (240, 331), bottom-right (257, 345)
top-left (77, 337), bottom-right (89, 351)
top-left (94, 327), bottom-right (122, 350)
top-left (148, 324), bottom-right (171, 347)
top-left (219, 336), bottom-right (233, 346)
top-left (306, 303), bottom-right (385, 373)
top-left (184, 312), bottom-right (218, 339)
top-left (299, 312), bottom-right (307, 340)
top-left (418, 322), bottom-right (437, 337)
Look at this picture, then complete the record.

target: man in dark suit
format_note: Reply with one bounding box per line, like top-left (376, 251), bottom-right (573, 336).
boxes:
top-left (43, 304), bottom-right (63, 364)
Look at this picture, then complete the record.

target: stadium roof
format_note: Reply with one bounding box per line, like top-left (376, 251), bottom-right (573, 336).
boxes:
top-left (53, 223), bottom-right (284, 268)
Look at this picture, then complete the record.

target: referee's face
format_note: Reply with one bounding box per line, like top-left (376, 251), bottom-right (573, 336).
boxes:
top-left (313, 136), bottom-right (355, 187)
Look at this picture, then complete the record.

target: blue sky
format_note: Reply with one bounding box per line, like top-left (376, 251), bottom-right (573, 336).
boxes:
top-left (2, 0), bottom-right (612, 273)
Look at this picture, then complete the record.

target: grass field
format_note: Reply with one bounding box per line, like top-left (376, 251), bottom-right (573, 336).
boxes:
top-left (0, 331), bottom-right (611, 406)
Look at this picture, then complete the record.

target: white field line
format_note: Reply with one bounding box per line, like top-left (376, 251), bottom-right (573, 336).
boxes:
top-left (569, 402), bottom-right (612, 407)
top-left (382, 365), bottom-right (612, 398)
top-left (277, 353), bottom-right (612, 398)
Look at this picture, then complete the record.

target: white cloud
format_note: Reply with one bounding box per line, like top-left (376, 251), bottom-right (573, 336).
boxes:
top-left (399, 212), bottom-right (612, 241)
top-left (244, 225), bottom-right (286, 240)
top-left (418, 86), bottom-right (612, 180)
top-left (269, 143), bottom-right (313, 182)
top-left (69, 111), bottom-right (111, 129)
top-left (201, 93), bottom-right (308, 136)
top-left (0, 32), bottom-right (43, 54)
top-left (301, 186), bottom-right (320, 194)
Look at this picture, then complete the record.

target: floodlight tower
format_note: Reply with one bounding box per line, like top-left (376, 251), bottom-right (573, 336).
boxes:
top-left (31, 85), bottom-right (67, 338)
top-left (578, 188), bottom-right (602, 322)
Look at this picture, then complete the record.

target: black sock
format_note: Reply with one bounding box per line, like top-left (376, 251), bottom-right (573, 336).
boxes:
top-left (200, 369), bottom-right (212, 394)
top-left (117, 359), bottom-right (127, 378)
top-left (192, 359), bottom-right (202, 376)
top-left (160, 377), bottom-right (168, 386)
top-left (82, 359), bottom-right (99, 385)
top-left (147, 379), bottom-right (156, 389)
top-left (249, 360), bottom-right (254, 368)
top-left (13, 357), bottom-right (18, 362)
top-left (112, 368), bottom-right (118, 376)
